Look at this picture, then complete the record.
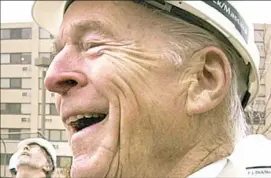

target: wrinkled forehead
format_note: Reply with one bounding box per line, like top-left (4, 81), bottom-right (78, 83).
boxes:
top-left (57, 1), bottom-right (168, 50)
top-left (60, 1), bottom-right (162, 31)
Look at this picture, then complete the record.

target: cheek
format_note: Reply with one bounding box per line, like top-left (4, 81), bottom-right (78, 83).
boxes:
top-left (90, 57), bottom-right (122, 93)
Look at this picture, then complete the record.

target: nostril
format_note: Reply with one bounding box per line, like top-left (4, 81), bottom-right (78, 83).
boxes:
top-left (66, 79), bottom-right (78, 86)
top-left (57, 79), bottom-right (78, 88)
top-left (45, 72), bottom-right (87, 94)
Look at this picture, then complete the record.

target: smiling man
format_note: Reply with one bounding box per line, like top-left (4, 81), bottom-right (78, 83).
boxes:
top-left (15, 138), bottom-right (57, 178)
top-left (31, 1), bottom-right (264, 178)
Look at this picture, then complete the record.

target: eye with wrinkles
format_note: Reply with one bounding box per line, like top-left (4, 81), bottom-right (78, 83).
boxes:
top-left (82, 42), bottom-right (103, 51)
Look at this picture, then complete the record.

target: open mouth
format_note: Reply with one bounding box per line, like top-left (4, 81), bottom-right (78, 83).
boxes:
top-left (21, 152), bottom-right (30, 156)
top-left (68, 114), bottom-right (107, 132)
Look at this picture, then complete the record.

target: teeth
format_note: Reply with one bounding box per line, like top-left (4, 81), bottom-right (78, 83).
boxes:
top-left (84, 114), bottom-right (92, 118)
top-left (68, 116), bottom-right (77, 123)
top-left (66, 113), bottom-right (106, 124)
top-left (92, 114), bottom-right (99, 118)
top-left (77, 115), bottom-right (84, 119)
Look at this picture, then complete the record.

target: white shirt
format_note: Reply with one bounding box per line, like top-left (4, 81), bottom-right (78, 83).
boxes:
top-left (188, 134), bottom-right (271, 177)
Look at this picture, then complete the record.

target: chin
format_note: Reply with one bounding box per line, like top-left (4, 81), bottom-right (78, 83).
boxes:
top-left (70, 152), bottom-right (119, 178)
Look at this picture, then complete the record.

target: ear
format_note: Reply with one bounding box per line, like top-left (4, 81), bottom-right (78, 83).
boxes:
top-left (42, 164), bottom-right (53, 172)
top-left (186, 46), bottom-right (231, 115)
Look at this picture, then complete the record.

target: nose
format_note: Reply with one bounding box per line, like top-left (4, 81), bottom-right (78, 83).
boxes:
top-left (44, 53), bottom-right (88, 95)
top-left (44, 44), bottom-right (88, 95)
top-left (23, 145), bottom-right (30, 151)
top-left (45, 70), bottom-right (88, 95)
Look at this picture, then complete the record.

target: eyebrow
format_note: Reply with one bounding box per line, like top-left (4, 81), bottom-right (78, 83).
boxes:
top-left (54, 19), bottom-right (116, 54)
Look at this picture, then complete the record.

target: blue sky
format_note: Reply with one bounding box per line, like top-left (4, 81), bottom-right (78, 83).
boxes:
top-left (1, 1), bottom-right (271, 24)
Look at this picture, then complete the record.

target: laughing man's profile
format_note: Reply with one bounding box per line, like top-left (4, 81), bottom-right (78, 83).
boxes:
top-left (31, 1), bottom-right (271, 177)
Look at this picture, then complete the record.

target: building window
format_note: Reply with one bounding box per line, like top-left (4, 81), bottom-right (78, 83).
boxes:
top-left (20, 129), bottom-right (31, 139)
top-left (39, 52), bottom-right (52, 59)
top-left (1, 53), bottom-right (31, 64)
top-left (1, 28), bottom-right (32, 40)
top-left (10, 53), bottom-right (31, 64)
top-left (1, 53), bottom-right (10, 63)
top-left (38, 104), bottom-right (50, 115)
top-left (21, 53), bottom-right (32, 64)
top-left (50, 103), bottom-right (58, 115)
top-left (21, 28), bottom-right (32, 39)
top-left (0, 78), bottom-right (31, 89)
top-left (1, 103), bottom-right (21, 114)
top-left (61, 130), bottom-right (68, 141)
top-left (39, 129), bottom-right (67, 142)
top-left (0, 78), bottom-right (10, 88)
top-left (0, 128), bottom-right (31, 140)
top-left (9, 128), bottom-right (21, 140)
top-left (50, 130), bottom-right (61, 141)
top-left (10, 53), bottom-right (21, 64)
top-left (10, 78), bottom-right (22, 88)
top-left (1, 29), bottom-right (11, 39)
top-left (11, 28), bottom-right (22, 39)
top-left (0, 153), bottom-right (13, 165)
top-left (57, 156), bottom-right (72, 168)
top-left (0, 128), bottom-right (9, 139)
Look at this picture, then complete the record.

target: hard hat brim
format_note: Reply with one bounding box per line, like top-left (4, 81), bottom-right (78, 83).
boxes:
top-left (32, 1), bottom-right (66, 37)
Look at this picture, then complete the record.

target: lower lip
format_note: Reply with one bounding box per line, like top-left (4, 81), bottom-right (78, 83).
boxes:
top-left (70, 115), bottom-right (108, 145)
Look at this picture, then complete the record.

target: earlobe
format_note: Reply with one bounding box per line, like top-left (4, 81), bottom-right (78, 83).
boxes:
top-left (186, 47), bottom-right (231, 115)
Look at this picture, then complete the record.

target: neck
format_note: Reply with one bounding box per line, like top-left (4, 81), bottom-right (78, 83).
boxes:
top-left (16, 165), bottom-right (46, 178)
top-left (168, 126), bottom-right (234, 177)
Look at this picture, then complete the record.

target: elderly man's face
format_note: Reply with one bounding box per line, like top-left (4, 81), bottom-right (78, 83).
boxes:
top-left (45, 1), bottom-right (200, 177)
top-left (17, 143), bottom-right (49, 171)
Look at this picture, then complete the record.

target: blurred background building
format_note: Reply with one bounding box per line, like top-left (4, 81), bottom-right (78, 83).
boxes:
top-left (1, 22), bottom-right (72, 178)
top-left (247, 23), bottom-right (271, 138)
top-left (0, 22), bottom-right (271, 178)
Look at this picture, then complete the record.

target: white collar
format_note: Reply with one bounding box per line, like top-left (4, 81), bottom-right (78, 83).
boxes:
top-left (188, 134), bottom-right (271, 177)
top-left (188, 158), bottom-right (228, 178)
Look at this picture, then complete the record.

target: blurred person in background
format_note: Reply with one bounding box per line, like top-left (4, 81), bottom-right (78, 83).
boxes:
top-left (15, 138), bottom-right (56, 178)
top-left (31, 0), bottom-right (271, 177)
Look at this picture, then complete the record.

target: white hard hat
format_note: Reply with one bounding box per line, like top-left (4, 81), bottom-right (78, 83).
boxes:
top-left (17, 138), bottom-right (57, 170)
top-left (9, 152), bottom-right (19, 170)
top-left (31, 0), bottom-right (260, 106)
